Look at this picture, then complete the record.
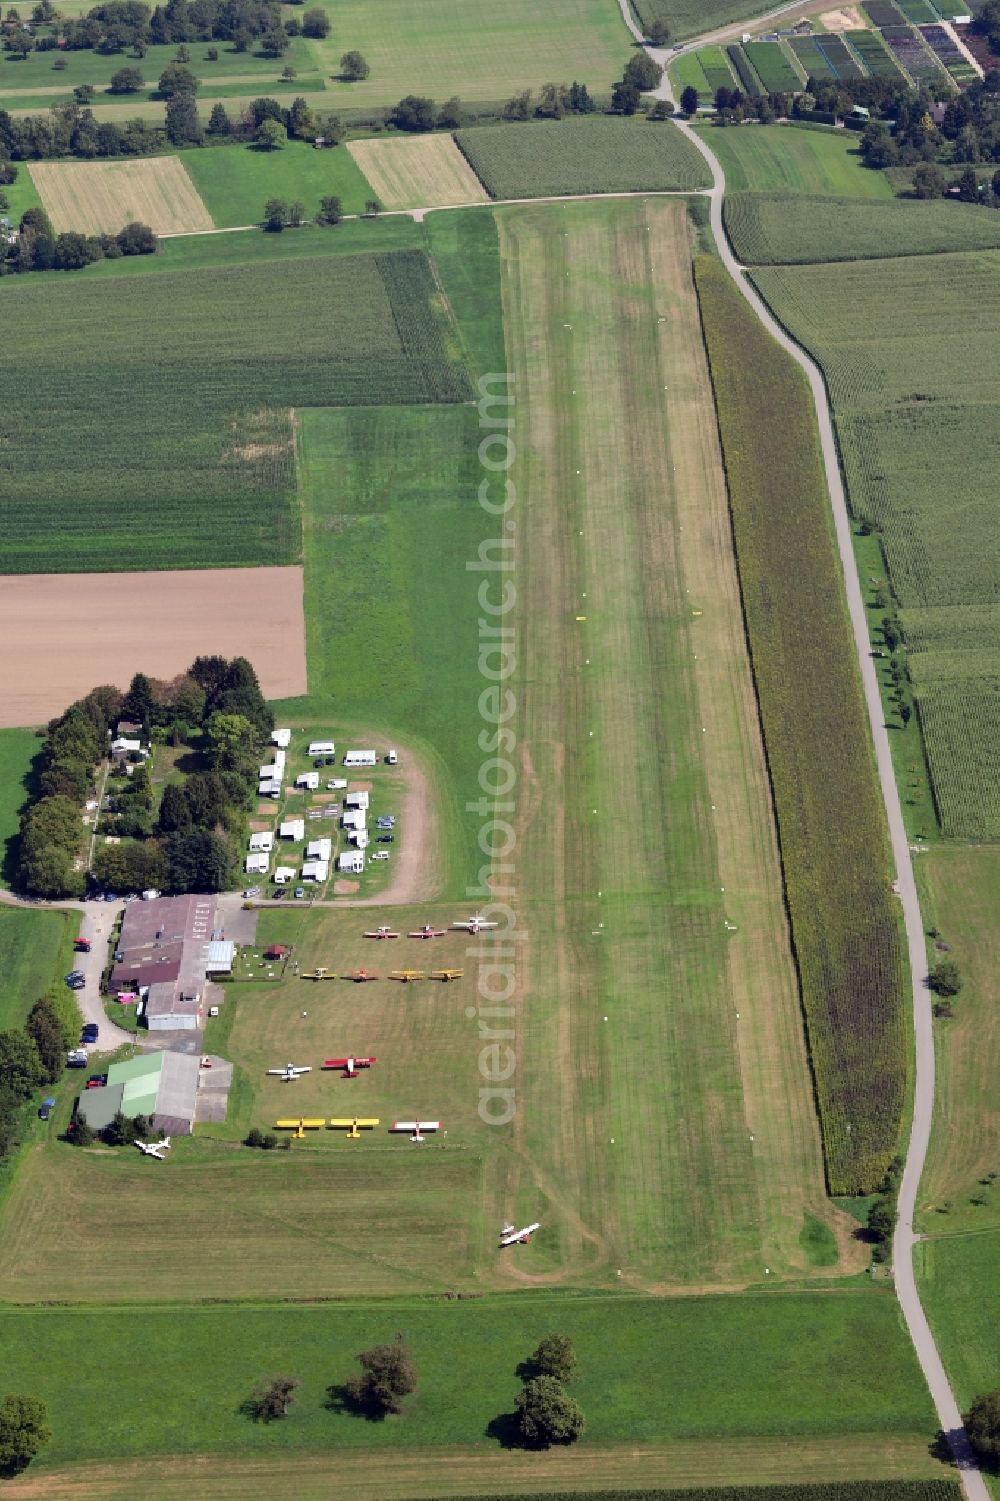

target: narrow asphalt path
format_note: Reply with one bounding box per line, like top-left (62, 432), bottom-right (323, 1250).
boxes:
top-left (617, 5), bottom-right (986, 1487)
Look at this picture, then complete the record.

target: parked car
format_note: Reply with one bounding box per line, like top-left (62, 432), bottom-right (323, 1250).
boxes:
top-left (74, 937), bottom-right (92, 953)
top-left (81, 1026), bottom-right (99, 1043)
top-left (324, 755), bottom-right (335, 765)
top-left (38, 1097), bottom-right (55, 1120)
top-left (67, 1050), bottom-right (88, 1068)
top-left (243, 886), bottom-right (261, 898)
top-left (377, 835), bottom-right (394, 844)
top-left (65, 971), bottom-right (86, 990)
top-left (294, 886), bottom-right (305, 899)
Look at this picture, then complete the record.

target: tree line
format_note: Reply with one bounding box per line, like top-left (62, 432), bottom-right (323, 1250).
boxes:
top-left (16, 654), bottom-right (273, 899)
top-left (0, 198), bottom-right (156, 275)
top-left (0, 0), bottom-right (324, 64)
top-left (0, 992), bottom-right (77, 1169)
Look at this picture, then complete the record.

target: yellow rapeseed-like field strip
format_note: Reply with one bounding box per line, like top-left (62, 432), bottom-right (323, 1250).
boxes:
top-left (347, 134), bottom-right (489, 211)
top-left (29, 156), bottom-right (214, 235)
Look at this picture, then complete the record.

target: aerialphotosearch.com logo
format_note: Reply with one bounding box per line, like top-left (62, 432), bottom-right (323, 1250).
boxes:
top-left (466, 372), bottom-right (522, 1128)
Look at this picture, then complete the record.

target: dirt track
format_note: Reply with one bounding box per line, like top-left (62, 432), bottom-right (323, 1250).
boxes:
top-left (0, 567), bottom-right (306, 726)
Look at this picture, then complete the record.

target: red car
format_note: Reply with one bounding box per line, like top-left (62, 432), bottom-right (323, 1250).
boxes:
top-left (74, 937), bottom-right (92, 953)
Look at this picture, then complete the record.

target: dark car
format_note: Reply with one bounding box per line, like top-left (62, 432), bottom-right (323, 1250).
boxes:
top-left (81, 1026), bottom-right (99, 1043)
top-left (377, 835), bottom-right (394, 844)
top-left (38, 1097), bottom-right (56, 1121)
top-left (65, 971), bottom-right (86, 989)
top-left (324, 755), bottom-right (335, 765)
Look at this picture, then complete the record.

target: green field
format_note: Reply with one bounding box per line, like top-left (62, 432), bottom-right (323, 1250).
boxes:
top-left (0, 1290), bottom-right (935, 1466)
top-left (919, 846), bottom-right (1000, 1231)
top-left (0, 235), bottom-right (469, 573)
top-left (919, 1228), bottom-right (1000, 1420)
top-left (632, 0), bottom-right (781, 42)
top-left (296, 0), bottom-right (630, 111)
top-left (744, 41), bottom-right (803, 93)
top-left (0, 906), bottom-right (74, 1032)
top-left (0, 729), bottom-right (39, 886)
top-left (454, 118), bottom-right (711, 200)
top-left (0, 34), bottom-right (315, 103)
top-left (180, 140), bottom-right (374, 227)
top-left (725, 193), bottom-right (1000, 265)
top-left (696, 256), bottom-right (905, 1194)
top-left (697, 124), bottom-right (894, 198)
top-left (754, 251), bottom-right (1000, 839)
top-left (0, 162), bottom-right (43, 225)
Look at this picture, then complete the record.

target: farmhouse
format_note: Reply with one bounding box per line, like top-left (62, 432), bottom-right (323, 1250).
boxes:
top-left (75, 1050), bottom-right (201, 1135)
top-left (280, 818), bottom-right (305, 840)
top-left (338, 850), bottom-right (364, 874)
top-left (111, 736), bottom-right (148, 762)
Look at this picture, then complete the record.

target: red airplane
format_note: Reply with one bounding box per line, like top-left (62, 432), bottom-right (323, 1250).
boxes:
top-left (408, 925), bottom-right (447, 940)
top-left (344, 968), bottom-right (378, 983)
top-left (323, 1056), bottom-right (377, 1077)
top-left (364, 926), bottom-right (399, 940)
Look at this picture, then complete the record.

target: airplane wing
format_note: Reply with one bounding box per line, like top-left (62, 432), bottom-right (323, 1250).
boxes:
top-left (293, 1066), bottom-right (312, 1074)
top-left (324, 1058), bottom-right (349, 1069)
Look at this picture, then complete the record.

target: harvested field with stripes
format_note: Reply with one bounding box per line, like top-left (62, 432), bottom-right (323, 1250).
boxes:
top-left (347, 133), bottom-right (490, 210)
top-left (29, 156), bottom-right (213, 235)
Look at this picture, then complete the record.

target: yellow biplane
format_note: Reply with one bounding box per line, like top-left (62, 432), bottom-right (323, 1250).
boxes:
top-left (389, 969), bottom-right (425, 983)
top-left (301, 967), bottom-right (336, 981)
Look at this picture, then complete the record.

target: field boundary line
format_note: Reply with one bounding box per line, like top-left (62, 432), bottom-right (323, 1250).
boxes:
top-left (611, 0), bottom-right (985, 1487)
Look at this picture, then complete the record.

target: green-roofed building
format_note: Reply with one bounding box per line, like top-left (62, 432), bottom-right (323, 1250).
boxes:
top-left (75, 1050), bottom-right (201, 1136)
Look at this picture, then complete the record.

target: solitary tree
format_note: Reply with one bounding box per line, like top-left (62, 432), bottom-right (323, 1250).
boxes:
top-left (929, 959), bottom-right (962, 997)
top-left (0, 1395), bottom-right (51, 1475)
top-left (340, 49), bottom-right (369, 80)
top-left (530, 1333), bottom-right (577, 1384)
top-left (912, 161), bottom-right (946, 199)
top-left (301, 5), bottom-right (328, 36)
top-left (263, 197), bottom-right (288, 230)
top-left (344, 1336), bottom-right (417, 1417)
top-left (622, 53), bottom-right (662, 92)
top-left (109, 65), bottom-right (143, 93)
top-left (965, 1389), bottom-right (1000, 1463)
top-left (515, 1376), bottom-right (584, 1448)
top-left (363, 197), bottom-right (382, 217)
top-left (318, 193), bottom-right (342, 225)
top-left (207, 101), bottom-right (232, 136)
top-left (255, 117), bottom-right (286, 150)
top-left (680, 84), bottom-right (699, 116)
top-left (157, 61), bottom-right (198, 97)
top-left (247, 1376), bottom-right (299, 1423)
top-left (648, 18), bottom-right (670, 44)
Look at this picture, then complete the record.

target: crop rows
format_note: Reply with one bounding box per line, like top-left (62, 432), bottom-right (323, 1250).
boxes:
top-left (884, 26), bottom-right (949, 81)
top-left (745, 41), bottom-right (803, 92)
top-left (920, 23), bottom-right (979, 82)
top-left (789, 35), bottom-right (839, 79)
top-left (816, 33), bottom-right (867, 80)
top-left (458, 1488), bottom-right (961, 1501)
top-left (754, 250), bottom-right (1000, 839)
top-left (864, 0), bottom-right (907, 22)
top-left (724, 193), bottom-right (1000, 266)
top-left (454, 117), bottom-right (712, 200)
top-left (899, 0), bottom-right (939, 20)
top-left (698, 45), bottom-right (739, 95)
top-left (727, 44), bottom-right (763, 96)
top-left (0, 246), bottom-right (470, 574)
top-left (847, 28), bottom-right (907, 76)
top-left (696, 255), bottom-right (906, 1194)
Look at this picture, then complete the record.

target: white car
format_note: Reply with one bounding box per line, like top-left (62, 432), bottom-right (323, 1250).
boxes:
top-left (369, 851), bottom-right (390, 862)
top-left (243, 886), bottom-right (261, 898)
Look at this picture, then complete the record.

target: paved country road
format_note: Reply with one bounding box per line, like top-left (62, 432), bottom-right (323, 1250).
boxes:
top-left (612, 0), bottom-right (986, 1489)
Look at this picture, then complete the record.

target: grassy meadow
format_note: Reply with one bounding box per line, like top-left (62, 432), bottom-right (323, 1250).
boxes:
top-left (0, 1290), bottom-right (936, 1466)
top-left (454, 118), bottom-right (712, 199)
top-left (0, 906), bottom-right (74, 1032)
top-left (0, 728), bottom-right (40, 884)
top-left (754, 250), bottom-right (1000, 839)
top-left (492, 195), bottom-right (854, 1284)
top-left (725, 193), bottom-right (1000, 265)
top-left (181, 140), bottom-right (374, 227)
top-left (697, 125), bottom-right (893, 198)
top-left (300, 0), bottom-right (630, 110)
top-left (918, 846), bottom-right (1000, 1230)
top-left (919, 1229), bottom-right (1000, 1419)
top-left (0, 233), bottom-right (469, 573)
top-left (696, 257), bottom-right (905, 1194)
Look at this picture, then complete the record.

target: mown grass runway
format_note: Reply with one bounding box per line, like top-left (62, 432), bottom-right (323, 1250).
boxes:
top-left (496, 197), bottom-right (854, 1285)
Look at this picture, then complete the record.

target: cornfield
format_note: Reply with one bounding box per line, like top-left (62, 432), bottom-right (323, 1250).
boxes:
top-left (696, 256), bottom-right (906, 1193)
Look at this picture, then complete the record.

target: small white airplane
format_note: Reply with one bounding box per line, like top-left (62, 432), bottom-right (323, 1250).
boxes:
top-left (135, 1137), bottom-right (171, 1160)
top-left (364, 926), bottom-right (400, 940)
top-left (268, 1063), bottom-right (312, 1082)
top-left (391, 1119), bottom-right (441, 1142)
top-left (451, 914), bottom-right (499, 934)
top-left (409, 924), bottom-right (447, 940)
top-left (499, 1220), bottom-right (540, 1247)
